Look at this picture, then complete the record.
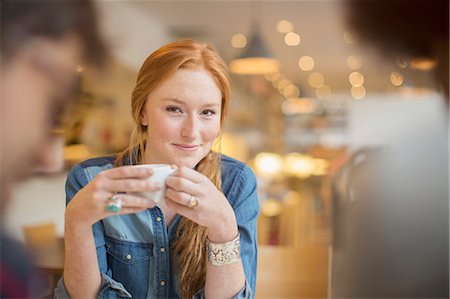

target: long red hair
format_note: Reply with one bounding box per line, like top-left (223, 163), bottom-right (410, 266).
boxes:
top-left (115, 39), bottom-right (231, 298)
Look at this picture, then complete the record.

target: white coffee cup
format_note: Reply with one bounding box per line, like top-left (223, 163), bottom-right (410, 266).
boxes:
top-left (132, 164), bottom-right (175, 203)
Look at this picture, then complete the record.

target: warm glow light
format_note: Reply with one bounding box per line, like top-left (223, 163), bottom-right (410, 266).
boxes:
top-left (283, 153), bottom-right (316, 179)
top-left (315, 84), bottom-right (332, 100)
top-left (298, 55), bottom-right (315, 71)
top-left (313, 158), bottom-right (330, 176)
top-left (230, 57), bottom-right (280, 75)
top-left (390, 71), bottom-right (404, 86)
top-left (264, 73), bottom-right (280, 81)
top-left (283, 191), bottom-right (301, 205)
top-left (218, 133), bottom-right (249, 162)
top-left (399, 86), bottom-right (434, 96)
top-left (308, 72), bottom-right (325, 88)
top-left (349, 71), bottom-right (364, 87)
top-left (282, 84), bottom-right (300, 98)
top-left (409, 58), bottom-right (438, 70)
top-left (351, 85), bottom-right (366, 99)
top-left (277, 20), bottom-right (294, 33)
top-left (344, 31), bottom-right (354, 44)
top-left (76, 65), bottom-right (84, 73)
top-left (261, 199), bottom-right (283, 217)
top-left (284, 32), bottom-right (301, 46)
top-left (271, 73), bottom-right (286, 88)
top-left (276, 79), bottom-right (291, 90)
top-left (347, 55), bottom-right (362, 70)
top-left (231, 34), bottom-right (247, 48)
top-left (254, 152), bottom-right (283, 178)
top-left (281, 98), bottom-right (314, 115)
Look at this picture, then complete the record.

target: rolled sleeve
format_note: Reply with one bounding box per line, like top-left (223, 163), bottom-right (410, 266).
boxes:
top-left (54, 273), bottom-right (131, 299)
top-left (229, 165), bottom-right (260, 297)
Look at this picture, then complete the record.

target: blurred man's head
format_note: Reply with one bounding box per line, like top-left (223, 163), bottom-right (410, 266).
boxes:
top-left (0, 0), bottom-right (106, 202)
top-left (345, 0), bottom-right (449, 100)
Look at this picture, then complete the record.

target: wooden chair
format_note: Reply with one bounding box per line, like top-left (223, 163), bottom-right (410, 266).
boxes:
top-left (22, 222), bottom-right (58, 248)
top-left (22, 222), bottom-right (63, 297)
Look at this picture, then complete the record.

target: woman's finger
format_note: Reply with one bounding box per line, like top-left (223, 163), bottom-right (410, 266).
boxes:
top-left (114, 193), bottom-right (156, 209)
top-left (165, 196), bottom-right (197, 220)
top-left (170, 166), bottom-right (204, 183)
top-left (102, 178), bottom-right (162, 193)
top-left (165, 188), bottom-right (193, 207)
top-left (103, 194), bottom-right (155, 216)
top-left (165, 176), bottom-right (198, 194)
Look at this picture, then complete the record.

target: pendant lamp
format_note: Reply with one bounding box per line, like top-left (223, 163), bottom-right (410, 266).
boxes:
top-left (230, 6), bottom-right (279, 75)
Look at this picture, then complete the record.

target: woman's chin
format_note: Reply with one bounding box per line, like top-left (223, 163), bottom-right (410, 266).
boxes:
top-left (172, 158), bottom-right (200, 169)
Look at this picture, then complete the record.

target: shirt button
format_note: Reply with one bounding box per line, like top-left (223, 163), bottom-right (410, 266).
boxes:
top-left (160, 280), bottom-right (166, 286)
top-left (160, 247), bottom-right (166, 253)
top-left (125, 254), bottom-right (132, 260)
top-left (156, 217), bottom-right (162, 222)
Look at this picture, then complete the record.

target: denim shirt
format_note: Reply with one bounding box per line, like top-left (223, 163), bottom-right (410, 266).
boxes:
top-left (54, 154), bottom-right (259, 299)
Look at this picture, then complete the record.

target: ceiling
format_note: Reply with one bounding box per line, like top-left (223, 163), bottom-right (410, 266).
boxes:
top-left (128, 0), bottom-right (414, 99)
top-left (119, 0), bottom-right (436, 101)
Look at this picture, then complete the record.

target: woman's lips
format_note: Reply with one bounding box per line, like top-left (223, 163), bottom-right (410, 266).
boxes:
top-left (172, 143), bottom-right (199, 151)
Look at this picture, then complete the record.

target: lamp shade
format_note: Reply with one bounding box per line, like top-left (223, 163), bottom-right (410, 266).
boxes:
top-left (230, 31), bottom-right (279, 75)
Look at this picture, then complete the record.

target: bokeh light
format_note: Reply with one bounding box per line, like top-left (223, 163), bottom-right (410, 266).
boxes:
top-left (298, 55), bottom-right (315, 71)
top-left (231, 33), bottom-right (247, 48)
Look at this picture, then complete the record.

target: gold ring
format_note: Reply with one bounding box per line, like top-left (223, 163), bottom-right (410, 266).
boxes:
top-left (187, 195), bottom-right (199, 209)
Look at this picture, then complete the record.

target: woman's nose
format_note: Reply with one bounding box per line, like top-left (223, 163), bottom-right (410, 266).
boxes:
top-left (180, 115), bottom-right (199, 139)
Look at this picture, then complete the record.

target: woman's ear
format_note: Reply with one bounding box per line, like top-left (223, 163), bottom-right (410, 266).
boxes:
top-left (141, 118), bottom-right (148, 127)
top-left (140, 109), bottom-right (148, 127)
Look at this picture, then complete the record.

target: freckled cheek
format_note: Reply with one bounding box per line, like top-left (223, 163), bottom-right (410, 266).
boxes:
top-left (147, 125), bottom-right (175, 148)
top-left (201, 122), bottom-right (221, 143)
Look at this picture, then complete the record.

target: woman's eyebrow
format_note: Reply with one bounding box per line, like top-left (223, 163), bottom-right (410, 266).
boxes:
top-left (159, 98), bottom-right (220, 108)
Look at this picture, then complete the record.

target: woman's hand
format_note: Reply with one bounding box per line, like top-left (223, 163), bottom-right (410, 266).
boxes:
top-left (165, 166), bottom-right (238, 243)
top-left (65, 166), bottom-right (160, 228)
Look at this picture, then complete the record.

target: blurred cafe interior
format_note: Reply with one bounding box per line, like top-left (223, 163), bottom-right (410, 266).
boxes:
top-left (4, 1), bottom-right (448, 298)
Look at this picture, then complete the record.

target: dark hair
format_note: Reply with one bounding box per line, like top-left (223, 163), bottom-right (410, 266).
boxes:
top-left (345, 0), bottom-right (449, 59)
top-left (1, 0), bottom-right (106, 65)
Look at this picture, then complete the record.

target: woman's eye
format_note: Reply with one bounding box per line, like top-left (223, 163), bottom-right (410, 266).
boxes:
top-left (202, 109), bottom-right (216, 116)
top-left (166, 106), bottom-right (182, 113)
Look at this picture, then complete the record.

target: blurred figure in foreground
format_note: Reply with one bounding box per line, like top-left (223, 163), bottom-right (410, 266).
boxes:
top-left (331, 1), bottom-right (449, 298)
top-left (0, 0), bottom-right (105, 297)
top-left (347, 0), bottom-right (449, 100)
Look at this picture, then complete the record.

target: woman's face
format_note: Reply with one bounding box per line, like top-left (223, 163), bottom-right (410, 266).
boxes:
top-left (141, 67), bottom-right (222, 168)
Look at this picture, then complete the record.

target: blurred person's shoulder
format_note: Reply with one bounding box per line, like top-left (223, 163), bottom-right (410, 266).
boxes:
top-left (0, 233), bottom-right (47, 298)
top-left (0, 233), bottom-right (33, 298)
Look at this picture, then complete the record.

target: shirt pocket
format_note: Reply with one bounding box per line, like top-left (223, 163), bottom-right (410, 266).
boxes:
top-left (106, 236), bottom-right (153, 298)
